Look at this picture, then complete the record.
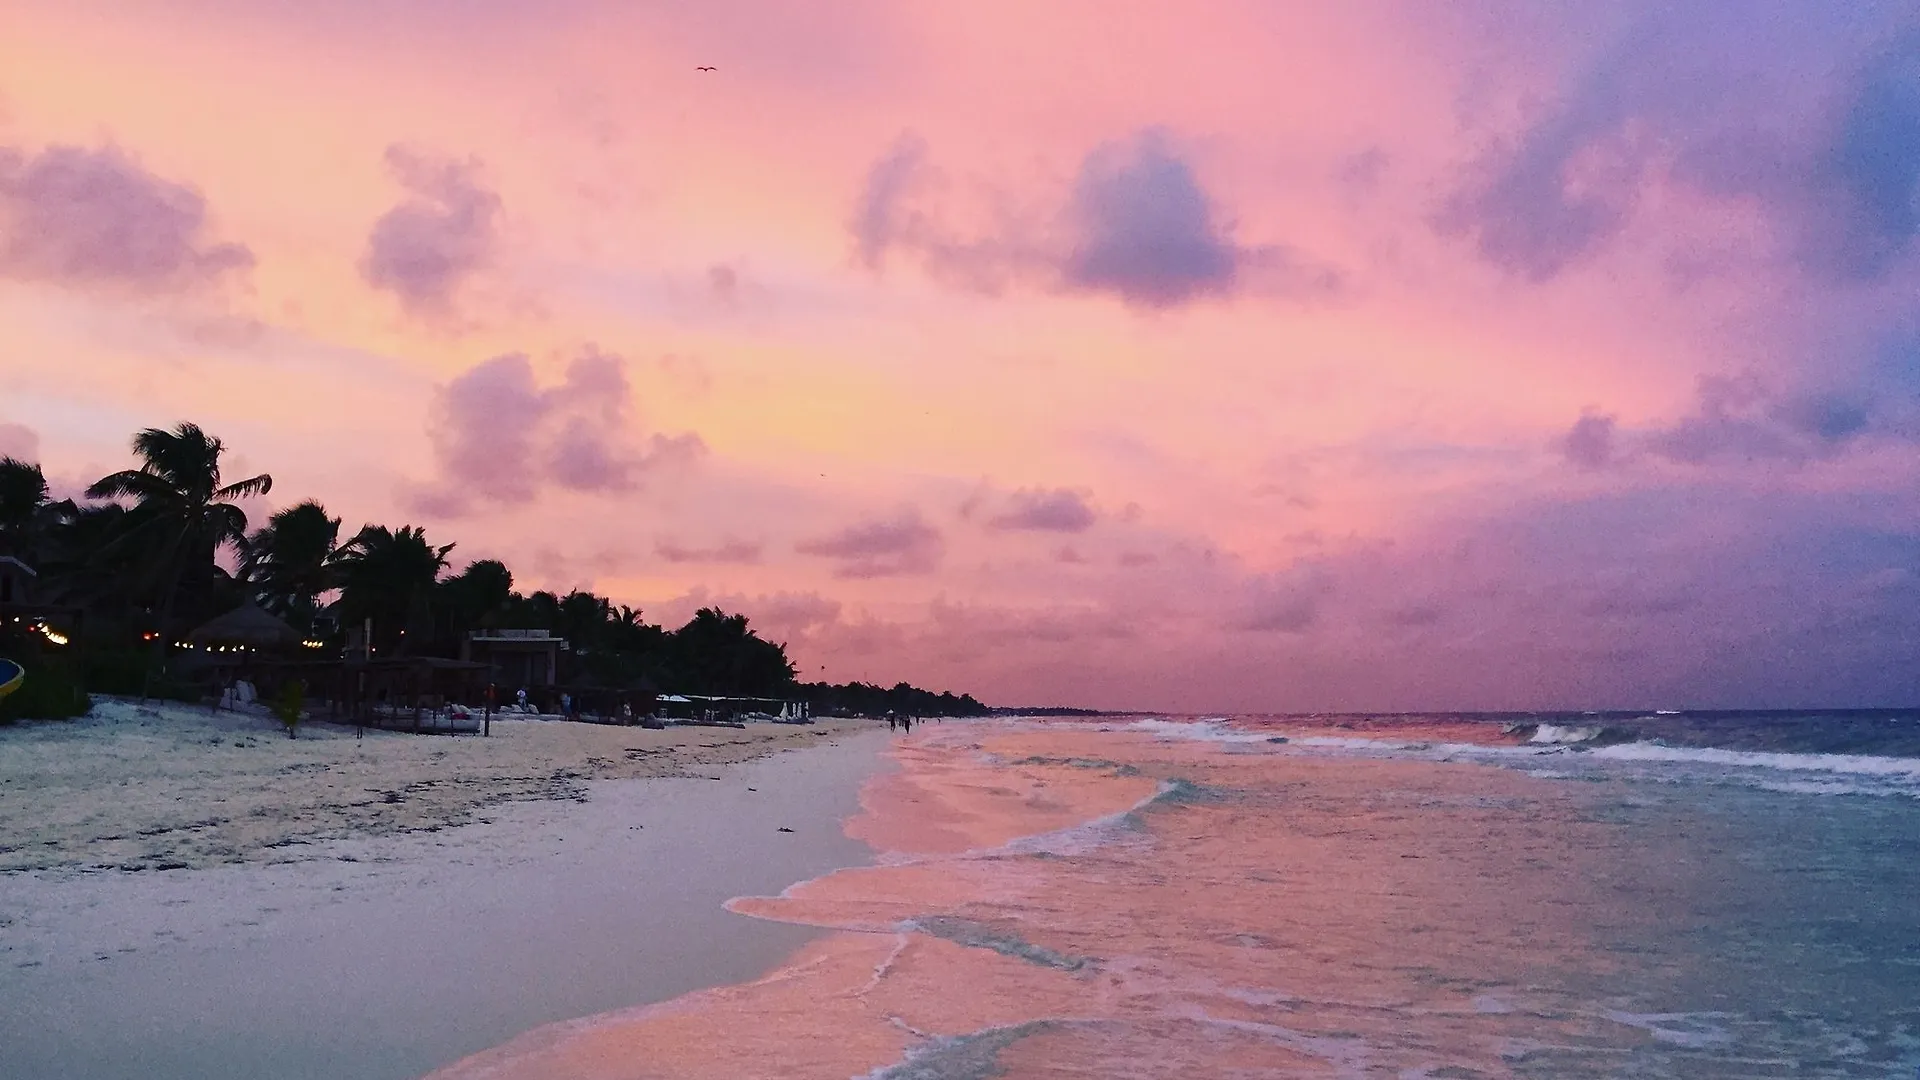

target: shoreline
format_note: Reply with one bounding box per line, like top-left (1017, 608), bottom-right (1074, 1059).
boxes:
top-left (0, 727), bottom-right (895, 1080)
top-left (0, 696), bottom-right (871, 874)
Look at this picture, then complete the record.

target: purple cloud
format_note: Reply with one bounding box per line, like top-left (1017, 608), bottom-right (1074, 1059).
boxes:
top-left (795, 508), bottom-right (944, 578)
top-left (415, 347), bottom-right (704, 514)
top-left (1646, 375), bottom-right (1870, 465)
top-left (655, 537), bottom-right (764, 564)
top-left (850, 129), bottom-right (1335, 309)
top-left (0, 143), bottom-right (253, 291)
top-left (1559, 411), bottom-right (1619, 470)
top-left (1060, 131), bottom-right (1241, 308)
top-left (1238, 569), bottom-right (1331, 633)
top-left (850, 133), bottom-right (929, 270)
top-left (988, 487), bottom-right (1097, 533)
top-left (1805, 32), bottom-right (1920, 281)
top-left (1432, 65), bottom-right (1646, 281)
top-left (361, 145), bottom-right (501, 316)
top-left (1438, 12), bottom-right (1920, 286)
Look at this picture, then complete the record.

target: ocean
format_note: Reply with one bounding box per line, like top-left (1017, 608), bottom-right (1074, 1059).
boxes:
top-left (428, 711), bottom-right (1920, 1078)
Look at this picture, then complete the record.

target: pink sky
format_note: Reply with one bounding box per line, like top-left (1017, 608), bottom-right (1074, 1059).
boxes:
top-left (3, 2), bottom-right (1917, 710)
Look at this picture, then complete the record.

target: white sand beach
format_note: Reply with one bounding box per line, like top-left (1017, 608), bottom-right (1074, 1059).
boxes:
top-left (0, 698), bottom-right (867, 873)
top-left (0, 710), bottom-right (894, 1080)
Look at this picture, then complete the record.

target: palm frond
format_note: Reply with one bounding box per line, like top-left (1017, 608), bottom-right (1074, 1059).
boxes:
top-left (215, 473), bottom-right (273, 501)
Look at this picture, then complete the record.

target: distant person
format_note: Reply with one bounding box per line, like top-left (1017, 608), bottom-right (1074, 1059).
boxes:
top-left (516, 687), bottom-right (528, 713)
top-left (561, 692), bottom-right (573, 717)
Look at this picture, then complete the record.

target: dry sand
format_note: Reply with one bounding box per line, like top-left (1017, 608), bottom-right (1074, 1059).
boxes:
top-left (0, 697), bottom-right (869, 873)
top-left (0, 730), bottom-right (894, 1080)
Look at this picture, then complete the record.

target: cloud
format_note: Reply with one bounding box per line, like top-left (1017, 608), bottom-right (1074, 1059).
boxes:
top-left (1645, 374), bottom-right (1871, 465)
top-left (740, 592), bottom-right (844, 639)
top-left (0, 421), bottom-right (38, 462)
top-left (795, 508), bottom-right (944, 578)
top-left (413, 347), bottom-right (704, 513)
top-left (655, 537), bottom-right (763, 564)
top-left (658, 587), bottom-right (844, 644)
top-left (1058, 131), bottom-right (1241, 307)
top-left (1432, 66), bottom-right (1647, 281)
top-left (1237, 568), bottom-right (1331, 633)
top-left (361, 145), bottom-right (501, 317)
top-left (1336, 148), bottom-right (1390, 194)
top-left (1437, 16), bottom-right (1920, 286)
top-left (1807, 32), bottom-right (1920, 281)
top-left (850, 132), bottom-right (929, 271)
top-left (987, 487), bottom-right (1097, 532)
top-left (850, 129), bottom-right (1335, 309)
top-left (0, 143), bottom-right (253, 292)
top-left (1559, 410), bottom-right (1619, 469)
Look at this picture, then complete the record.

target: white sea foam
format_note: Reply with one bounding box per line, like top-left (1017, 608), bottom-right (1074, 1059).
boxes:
top-left (1528, 724), bottom-right (1602, 744)
top-left (1114, 715), bottom-right (1920, 798)
top-left (1590, 741), bottom-right (1920, 779)
top-left (1124, 718), bottom-right (1274, 744)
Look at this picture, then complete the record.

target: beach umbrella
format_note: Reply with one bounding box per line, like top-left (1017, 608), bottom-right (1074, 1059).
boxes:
top-left (186, 600), bottom-right (302, 650)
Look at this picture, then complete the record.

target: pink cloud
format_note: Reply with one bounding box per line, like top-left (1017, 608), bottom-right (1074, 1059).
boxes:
top-left (851, 128), bottom-right (1338, 309)
top-left (655, 537), bottom-right (764, 564)
top-left (796, 508), bottom-right (944, 578)
top-left (361, 145), bottom-right (501, 318)
top-left (412, 348), bottom-right (704, 514)
top-left (0, 143), bottom-right (252, 292)
top-left (987, 488), bottom-right (1097, 533)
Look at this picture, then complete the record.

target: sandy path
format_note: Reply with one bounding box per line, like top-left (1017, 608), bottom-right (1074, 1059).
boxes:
top-left (0, 698), bottom-right (868, 873)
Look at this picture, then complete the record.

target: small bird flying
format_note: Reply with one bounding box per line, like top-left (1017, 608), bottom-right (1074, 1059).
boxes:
top-left (696, 66), bottom-right (715, 71)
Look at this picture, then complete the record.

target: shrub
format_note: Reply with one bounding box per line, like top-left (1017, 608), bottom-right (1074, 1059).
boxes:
top-left (271, 681), bottom-right (305, 739)
top-left (0, 658), bottom-right (91, 722)
top-left (82, 650), bottom-right (200, 703)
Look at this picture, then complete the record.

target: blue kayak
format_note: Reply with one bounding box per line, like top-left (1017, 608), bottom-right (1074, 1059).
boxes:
top-left (0, 658), bottom-right (21, 701)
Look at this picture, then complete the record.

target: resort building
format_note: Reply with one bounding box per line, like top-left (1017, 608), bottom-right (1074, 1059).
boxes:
top-left (460, 628), bottom-right (569, 689)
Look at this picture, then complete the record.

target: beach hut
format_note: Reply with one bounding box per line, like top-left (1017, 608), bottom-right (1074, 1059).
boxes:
top-left (187, 601), bottom-right (302, 651)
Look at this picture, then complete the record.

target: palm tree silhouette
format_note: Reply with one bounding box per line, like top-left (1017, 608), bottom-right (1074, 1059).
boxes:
top-left (86, 424), bottom-right (271, 699)
top-left (0, 456), bottom-right (52, 560)
top-left (240, 500), bottom-right (343, 630)
top-left (333, 525), bottom-right (453, 656)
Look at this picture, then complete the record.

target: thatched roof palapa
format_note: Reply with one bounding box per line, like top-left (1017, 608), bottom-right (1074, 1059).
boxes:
top-left (186, 601), bottom-right (301, 648)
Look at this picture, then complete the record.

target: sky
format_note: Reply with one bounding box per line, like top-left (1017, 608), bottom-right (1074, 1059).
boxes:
top-left (2, 1), bottom-right (1917, 711)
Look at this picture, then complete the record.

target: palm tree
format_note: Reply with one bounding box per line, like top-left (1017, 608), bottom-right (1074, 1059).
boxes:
top-left (241, 501), bottom-right (342, 630)
top-left (86, 424), bottom-right (271, 695)
top-left (334, 525), bottom-right (453, 655)
top-left (0, 457), bottom-right (51, 560)
top-left (435, 558), bottom-right (513, 651)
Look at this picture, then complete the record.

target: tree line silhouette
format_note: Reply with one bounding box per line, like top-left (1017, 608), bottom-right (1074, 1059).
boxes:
top-left (0, 423), bottom-right (986, 719)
